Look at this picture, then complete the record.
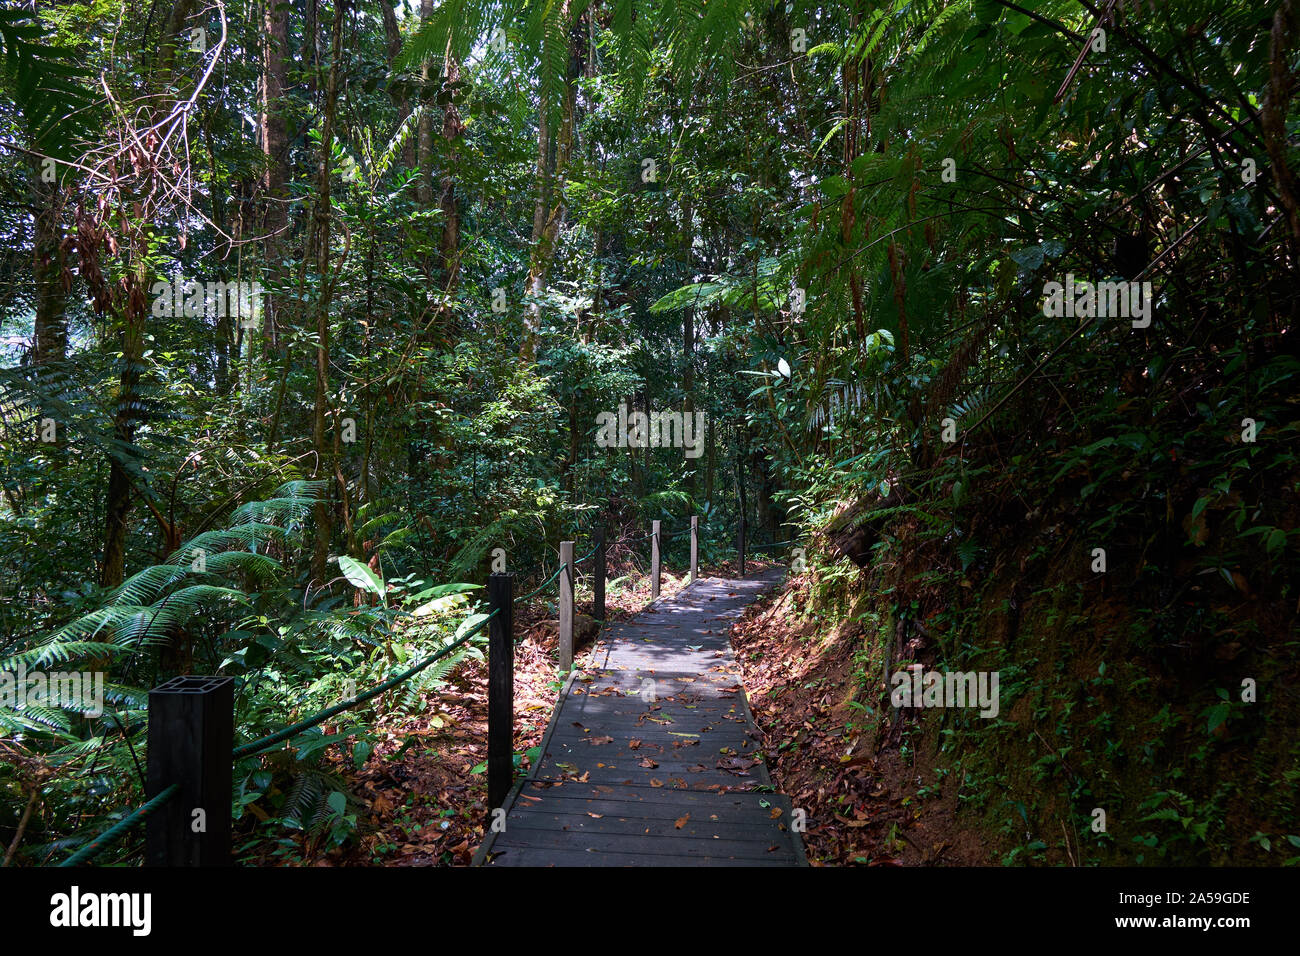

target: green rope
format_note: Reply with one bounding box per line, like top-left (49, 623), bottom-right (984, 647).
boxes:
top-left (57, 783), bottom-right (179, 867)
top-left (233, 610), bottom-right (497, 760)
top-left (573, 544), bottom-right (599, 565)
top-left (513, 565), bottom-right (562, 604)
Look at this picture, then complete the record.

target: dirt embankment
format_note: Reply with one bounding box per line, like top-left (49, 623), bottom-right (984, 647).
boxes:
top-left (731, 574), bottom-right (991, 866)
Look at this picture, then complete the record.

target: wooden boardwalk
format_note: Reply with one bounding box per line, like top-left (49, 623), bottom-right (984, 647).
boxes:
top-left (475, 570), bottom-right (806, 867)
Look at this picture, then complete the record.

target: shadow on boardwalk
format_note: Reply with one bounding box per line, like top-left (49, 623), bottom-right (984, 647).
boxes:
top-left (474, 569), bottom-right (807, 867)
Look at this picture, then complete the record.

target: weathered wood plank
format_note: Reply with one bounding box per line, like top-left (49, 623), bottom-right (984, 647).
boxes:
top-left (490, 830), bottom-right (798, 861)
top-left (516, 782), bottom-right (788, 809)
top-left (485, 847), bottom-right (793, 867)
top-left (509, 792), bottom-right (793, 821)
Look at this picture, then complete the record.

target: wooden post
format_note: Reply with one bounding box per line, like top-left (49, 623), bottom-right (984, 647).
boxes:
top-left (594, 527), bottom-right (606, 622)
top-left (690, 515), bottom-right (699, 584)
top-left (146, 676), bottom-right (233, 866)
top-left (738, 515), bottom-right (747, 577)
top-left (487, 573), bottom-right (514, 810)
top-left (650, 520), bottom-right (661, 601)
top-left (558, 540), bottom-right (574, 671)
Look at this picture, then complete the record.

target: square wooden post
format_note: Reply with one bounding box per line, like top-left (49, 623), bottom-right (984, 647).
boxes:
top-left (689, 515), bottom-right (699, 584)
top-left (558, 541), bottom-right (574, 671)
top-left (146, 676), bottom-right (233, 866)
top-left (594, 527), bottom-right (606, 621)
top-left (738, 515), bottom-right (747, 577)
top-left (487, 573), bottom-right (514, 810)
top-left (650, 520), bottom-right (661, 600)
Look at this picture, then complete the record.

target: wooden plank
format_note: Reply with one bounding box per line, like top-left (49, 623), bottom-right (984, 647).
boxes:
top-left (489, 830), bottom-right (797, 861)
top-left (516, 782), bottom-right (786, 808)
top-left (510, 792), bottom-right (793, 821)
top-left (530, 769), bottom-right (763, 789)
top-left (485, 847), bottom-right (793, 867)
top-left (503, 812), bottom-right (795, 842)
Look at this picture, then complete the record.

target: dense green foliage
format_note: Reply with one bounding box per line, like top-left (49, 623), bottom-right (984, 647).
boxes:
top-left (1, 0), bottom-right (1297, 865)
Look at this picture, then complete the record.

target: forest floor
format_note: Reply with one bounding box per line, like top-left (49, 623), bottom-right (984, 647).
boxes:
top-left (730, 573), bottom-right (991, 866)
top-left (313, 559), bottom-right (700, 866)
top-left (261, 558), bottom-right (992, 867)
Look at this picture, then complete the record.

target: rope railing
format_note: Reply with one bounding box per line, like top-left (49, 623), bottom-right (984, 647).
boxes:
top-left (513, 566), bottom-right (562, 605)
top-left (60, 608), bottom-right (499, 865)
top-left (56, 783), bottom-right (180, 867)
top-left (232, 609), bottom-right (498, 760)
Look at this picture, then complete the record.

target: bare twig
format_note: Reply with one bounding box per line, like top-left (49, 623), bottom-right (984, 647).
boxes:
top-left (2, 789), bottom-right (38, 867)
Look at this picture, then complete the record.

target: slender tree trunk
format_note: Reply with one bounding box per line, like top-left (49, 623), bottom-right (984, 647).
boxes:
top-left (303, 0), bottom-right (320, 94)
top-left (310, 0), bottom-right (346, 586)
top-left (99, 277), bottom-right (145, 588)
top-left (842, 10), bottom-right (868, 343)
top-left (261, 0), bottom-right (289, 353)
top-left (31, 171), bottom-right (67, 368)
top-left (97, 0), bottom-right (197, 587)
top-left (417, 0), bottom-right (435, 207)
top-left (520, 106), bottom-right (553, 362)
top-left (381, 0), bottom-right (416, 171)
top-left (681, 198), bottom-right (696, 493)
top-left (521, 0), bottom-right (582, 361)
top-left (589, 227), bottom-right (602, 342)
top-left (1263, 0), bottom-right (1300, 271)
top-left (437, 52), bottom-right (463, 296)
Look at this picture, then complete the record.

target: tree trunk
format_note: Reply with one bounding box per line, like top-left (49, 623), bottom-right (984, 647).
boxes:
top-left (417, 0), bottom-right (435, 207)
top-left (97, 0), bottom-right (197, 587)
top-left (31, 172), bottom-right (67, 368)
top-left (437, 53), bottom-right (463, 296)
top-left (521, 0), bottom-right (582, 361)
top-left (310, 0), bottom-right (347, 586)
top-left (99, 275), bottom-right (146, 588)
top-left (261, 0), bottom-right (289, 353)
top-left (520, 105), bottom-right (553, 362)
top-left (681, 197), bottom-right (696, 493)
top-left (303, 0), bottom-right (320, 94)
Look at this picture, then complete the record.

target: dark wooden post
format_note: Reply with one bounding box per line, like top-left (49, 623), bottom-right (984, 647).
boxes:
top-left (558, 540), bottom-right (574, 671)
top-left (650, 520), bottom-right (661, 601)
top-left (738, 515), bottom-right (747, 577)
top-left (690, 515), bottom-right (699, 584)
top-left (487, 573), bottom-right (514, 810)
top-left (594, 527), bottom-right (606, 621)
top-left (146, 676), bottom-right (233, 866)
